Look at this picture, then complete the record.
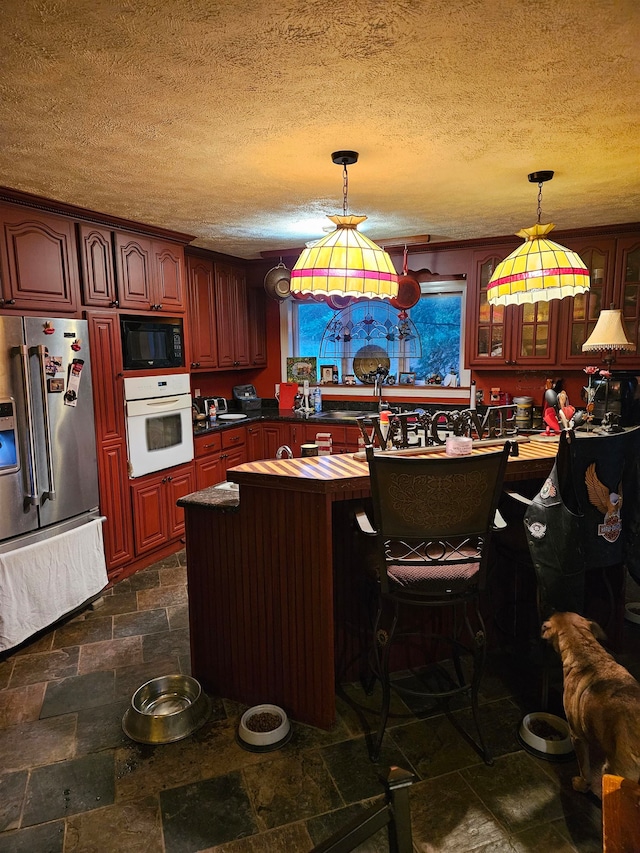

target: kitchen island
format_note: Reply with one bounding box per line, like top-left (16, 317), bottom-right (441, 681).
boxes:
top-left (179, 440), bottom-right (559, 729)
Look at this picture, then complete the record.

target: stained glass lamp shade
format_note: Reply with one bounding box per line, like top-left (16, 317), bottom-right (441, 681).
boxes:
top-left (290, 150), bottom-right (398, 301)
top-left (291, 214), bottom-right (398, 300)
top-left (487, 222), bottom-right (590, 306)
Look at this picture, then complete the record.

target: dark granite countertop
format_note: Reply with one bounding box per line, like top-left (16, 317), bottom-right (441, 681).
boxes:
top-left (192, 401), bottom-right (490, 436)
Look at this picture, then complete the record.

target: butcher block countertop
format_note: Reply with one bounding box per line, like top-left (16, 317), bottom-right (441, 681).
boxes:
top-left (217, 438), bottom-right (559, 496)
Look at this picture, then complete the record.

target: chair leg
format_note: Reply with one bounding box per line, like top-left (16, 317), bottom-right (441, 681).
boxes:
top-left (369, 605), bottom-right (398, 762)
top-left (469, 621), bottom-right (493, 766)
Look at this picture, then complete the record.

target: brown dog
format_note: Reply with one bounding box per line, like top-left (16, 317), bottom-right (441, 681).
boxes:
top-left (541, 611), bottom-right (640, 797)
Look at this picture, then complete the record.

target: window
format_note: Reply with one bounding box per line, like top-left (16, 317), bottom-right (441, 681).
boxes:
top-left (286, 281), bottom-right (469, 387)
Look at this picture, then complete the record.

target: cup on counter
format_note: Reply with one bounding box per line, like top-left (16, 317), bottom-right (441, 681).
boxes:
top-left (301, 443), bottom-right (319, 457)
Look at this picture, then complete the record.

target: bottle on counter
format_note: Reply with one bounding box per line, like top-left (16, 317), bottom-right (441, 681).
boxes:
top-left (314, 386), bottom-right (322, 413)
top-left (208, 400), bottom-right (217, 423)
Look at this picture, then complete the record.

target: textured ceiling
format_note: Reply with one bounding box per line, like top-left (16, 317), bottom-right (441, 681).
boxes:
top-left (0, 0), bottom-right (639, 259)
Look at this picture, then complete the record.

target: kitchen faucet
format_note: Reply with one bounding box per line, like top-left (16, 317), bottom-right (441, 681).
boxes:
top-left (373, 364), bottom-right (389, 412)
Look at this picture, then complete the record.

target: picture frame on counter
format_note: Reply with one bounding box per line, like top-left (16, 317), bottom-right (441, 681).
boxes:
top-left (320, 365), bottom-right (334, 384)
top-left (399, 371), bottom-right (416, 385)
top-left (286, 356), bottom-right (317, 383)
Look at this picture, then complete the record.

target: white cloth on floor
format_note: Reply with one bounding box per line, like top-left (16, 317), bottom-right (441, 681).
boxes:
top-left (0, 518), bottom-right (108, 652)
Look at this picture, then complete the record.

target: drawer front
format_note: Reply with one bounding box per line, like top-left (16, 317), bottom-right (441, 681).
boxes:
top-left (222, 426), bottom-right (246, 450)
top-left (194, 432), bottom-right (222, 458)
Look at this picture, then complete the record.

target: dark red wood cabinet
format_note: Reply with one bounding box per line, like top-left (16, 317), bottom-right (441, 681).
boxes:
top-left (0, 204), bottom-right (80, 312)
top-left (187, 255), bottom-right (218, 370)
top-left (214, 262), bottom-right (249, 368)
top-left (115, 232), bottom-right (185, 313)
top-left (77, 223), bottom-right (118, 308)
top-left (86, 312), bottom-right (133, 575)
top-left (247, 284), bottom-right (267, 367)
top-left (131, 462), bottom-right (195, 556)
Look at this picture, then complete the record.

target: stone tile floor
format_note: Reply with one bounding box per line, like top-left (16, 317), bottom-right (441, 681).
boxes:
top-left (1, 551), bottom-right (639, 853)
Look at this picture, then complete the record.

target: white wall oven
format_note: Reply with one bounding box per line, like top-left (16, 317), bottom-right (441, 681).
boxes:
top-left (124, 374), bottom-right (194, 478)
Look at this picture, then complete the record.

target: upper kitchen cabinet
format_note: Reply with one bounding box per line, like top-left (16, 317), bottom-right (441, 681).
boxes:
top-left (77, 223), bottom-right (118, 308)
top-left (114, 232), bottom-right (186, 313)
top-left (187, 254), bottom-right (218, 370)
top-left (466, 248), bottom-right (559, 368)
top-left (214, 261), bottom-right (250, 368)
top-left (556, 237), bottom-right (615, 365)
top-left (0, 203), bottom-right (80, 312)
top-left (247, 284), bottom-right (267, 367)
top-left (613, 235), bottom-right (640, 365)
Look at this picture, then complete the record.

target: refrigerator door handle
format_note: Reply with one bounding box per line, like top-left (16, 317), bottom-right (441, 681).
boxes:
top-left (15, 344), bottom-right (39, 506)
top-left (31, 344), bottom-right (56, 502)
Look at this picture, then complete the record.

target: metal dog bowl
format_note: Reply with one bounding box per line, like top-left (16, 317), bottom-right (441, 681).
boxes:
top-left (122, 674), bottom-right (211, 744)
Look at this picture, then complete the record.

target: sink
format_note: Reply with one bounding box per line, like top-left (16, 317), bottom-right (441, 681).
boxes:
top-left (311, 410), bottom-right (373, 421)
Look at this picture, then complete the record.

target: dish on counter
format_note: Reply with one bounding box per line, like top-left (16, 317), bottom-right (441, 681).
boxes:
top-left (218, 413), bottom-right (248, 421)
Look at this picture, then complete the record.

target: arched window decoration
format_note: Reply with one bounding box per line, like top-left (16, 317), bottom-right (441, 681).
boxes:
top-left (319, 301), bottom-right (422, 360)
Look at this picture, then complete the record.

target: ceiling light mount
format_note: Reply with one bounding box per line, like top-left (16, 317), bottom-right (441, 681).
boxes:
top-left (528, 170), bottom-right (554, 184)
top-left (331, 150), bottom-right (359, 166)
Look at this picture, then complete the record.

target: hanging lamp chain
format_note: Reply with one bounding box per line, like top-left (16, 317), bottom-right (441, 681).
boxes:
top-left (342, 160), bottom-right (349, 216)
top-left (536, 181), bottom-right (544, 224)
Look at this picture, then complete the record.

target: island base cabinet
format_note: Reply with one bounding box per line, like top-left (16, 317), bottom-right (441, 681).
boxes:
top-left (184, 486), bottom-right (336, 729)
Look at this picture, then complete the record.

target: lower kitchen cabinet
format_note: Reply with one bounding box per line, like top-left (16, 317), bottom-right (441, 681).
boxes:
top-left (261, 422), bottom-right (290, 458)
top-left (131, 462), bottom-right (195, 556)
top-left (194, 427), bottom-right (247, 489)
top-left (246, 423), bottom-right (263, 460)
top-left (194, 433), bottom-right (223, 490)
top-left (97, 439), bottom-right (134, 575)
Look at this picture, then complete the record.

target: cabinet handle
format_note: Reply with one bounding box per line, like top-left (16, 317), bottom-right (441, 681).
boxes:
top-left (203, 442), bottom-right (217, 449)
top-left (109, 300), bottom-right (119, 308)
top-left (0, 298), bottom-right (16, 306)
top-left (157, 303), bottom-right (163, 310)
top-left (162, 477), bottom-right (167, 483)
top-left (167, 476), bottom-right (173, 481)
top-left (229, 436), bottom-right (239, 443)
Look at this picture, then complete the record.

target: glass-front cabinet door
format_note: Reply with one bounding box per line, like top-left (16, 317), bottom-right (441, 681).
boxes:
top-left (516, 300), bottom-right (556, 364)
top-left (614, 237), bottom-right (640, 366)
top-left (468, 248), bottom-right (558, 367)
top-left (558, 238), bottom-right (615, 365)
top-left (468, 251), bottom-right (508, 366)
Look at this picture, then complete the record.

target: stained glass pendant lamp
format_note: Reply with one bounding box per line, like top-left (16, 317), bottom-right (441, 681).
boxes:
top-left (290, 151), bottom-right (399, 301)
top-left (487, 171), bottom-right (590, 306)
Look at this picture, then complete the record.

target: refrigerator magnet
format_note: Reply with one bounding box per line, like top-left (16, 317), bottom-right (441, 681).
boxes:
top-left (64, 358), bottom-right (84, 407)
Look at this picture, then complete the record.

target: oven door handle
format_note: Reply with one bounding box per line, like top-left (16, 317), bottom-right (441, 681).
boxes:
top-left (145, 398), bottom-right (180, 406)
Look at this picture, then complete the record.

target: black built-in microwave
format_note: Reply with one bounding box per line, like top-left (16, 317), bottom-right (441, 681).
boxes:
top-left (120, 315), bottom-right (184, 370)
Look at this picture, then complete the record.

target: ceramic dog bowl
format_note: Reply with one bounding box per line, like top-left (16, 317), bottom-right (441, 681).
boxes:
top-left (624, 602), bottom-right (640, 625)
top-left (237, 704), bottom-right (291, 752)
top-left (518, 712), bottom-right (573, 760)
top-left (122, 674), bottom-right (210, 744)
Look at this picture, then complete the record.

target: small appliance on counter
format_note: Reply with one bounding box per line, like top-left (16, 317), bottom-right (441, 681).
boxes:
top-left (233, 384), bottom-right (262, 413)
top-left (192, 396), bottom-right (228, 417)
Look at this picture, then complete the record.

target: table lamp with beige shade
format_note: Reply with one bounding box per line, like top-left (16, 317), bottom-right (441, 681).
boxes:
top-left (582, 308), bottom-right (636, 429)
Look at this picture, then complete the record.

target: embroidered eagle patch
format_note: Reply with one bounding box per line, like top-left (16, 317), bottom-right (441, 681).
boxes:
top-left (585, 463), bottom-right (622, 543)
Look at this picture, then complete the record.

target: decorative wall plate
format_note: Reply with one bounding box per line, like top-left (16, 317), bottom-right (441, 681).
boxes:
top-left (352, 345), bottom-right (390, 384)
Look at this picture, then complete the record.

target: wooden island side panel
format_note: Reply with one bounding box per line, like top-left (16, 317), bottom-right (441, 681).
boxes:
top-left (184, 485), bottom-right (345, 729)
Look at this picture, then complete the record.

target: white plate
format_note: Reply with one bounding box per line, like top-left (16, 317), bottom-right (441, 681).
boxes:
top-left (218, 413), bottom-right (247, 421)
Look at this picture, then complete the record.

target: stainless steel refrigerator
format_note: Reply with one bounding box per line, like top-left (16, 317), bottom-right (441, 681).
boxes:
top-left (0, 315), bottom-right (100, 545)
